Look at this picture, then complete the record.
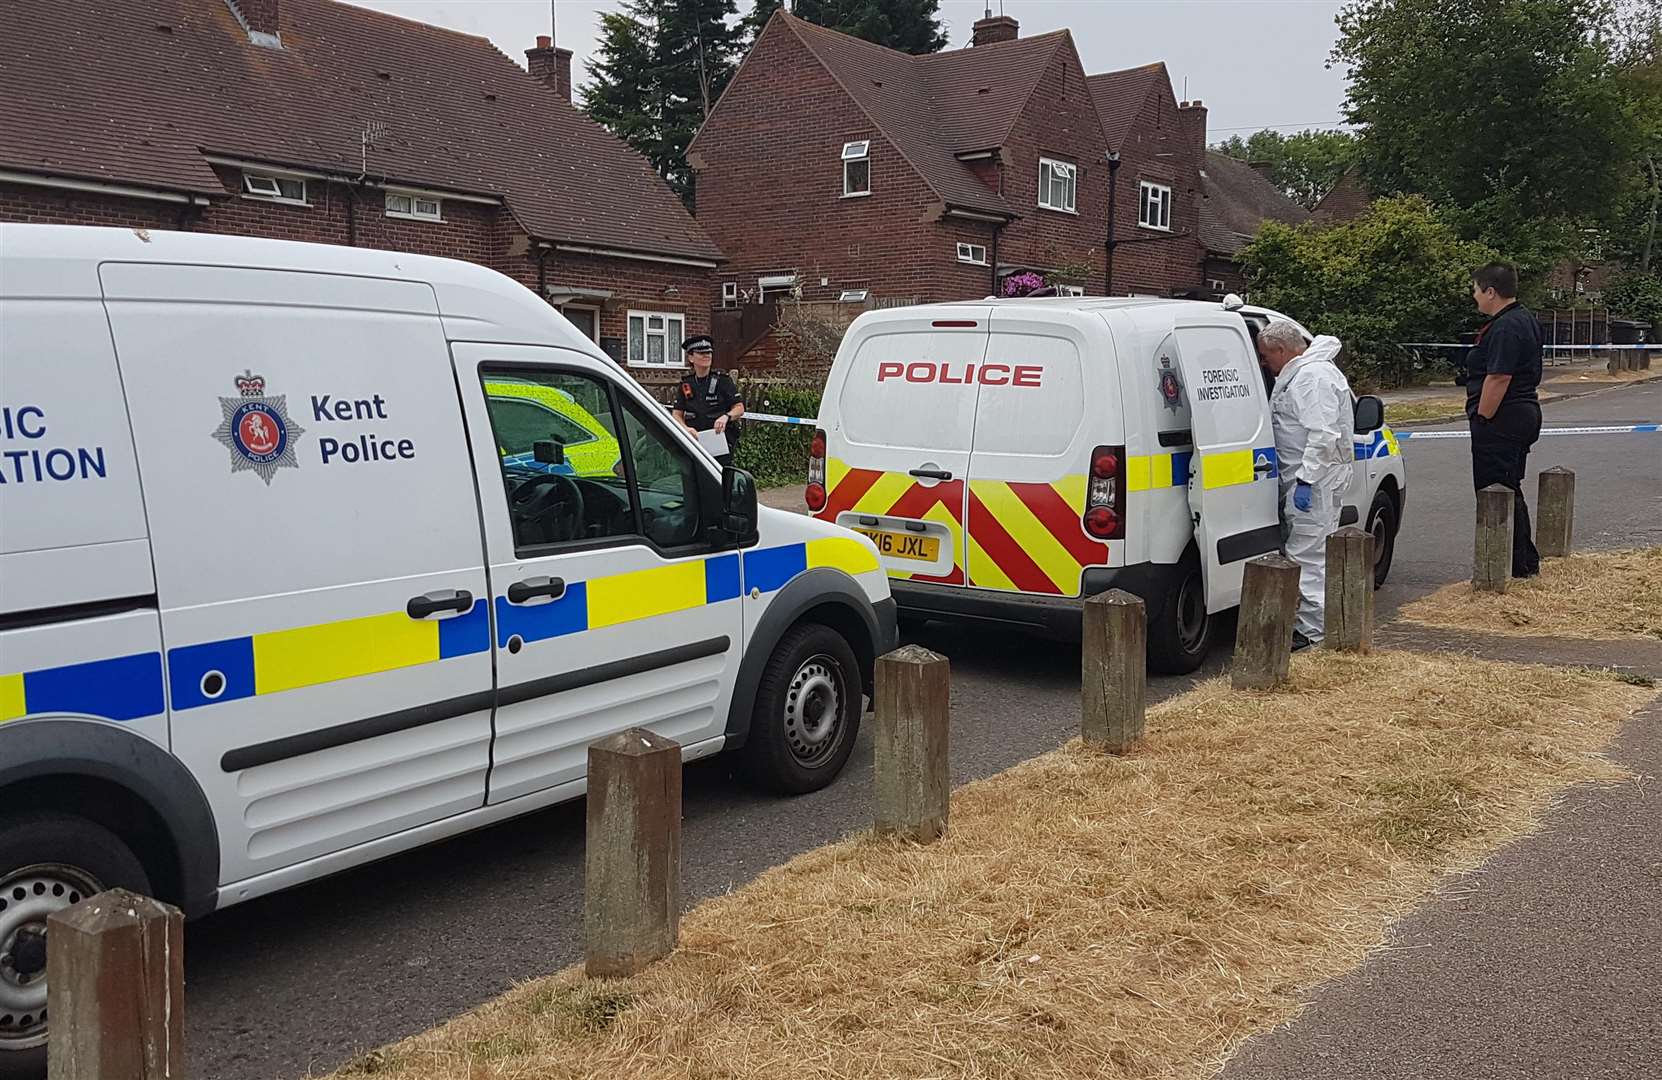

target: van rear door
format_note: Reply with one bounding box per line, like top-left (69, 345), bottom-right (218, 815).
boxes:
top-left (1171, 314), bottom-right (1281, 612)
top-left (964, 308), bottom-right (1108, 596)
top-left (816, 308), bottom-right (987, 587)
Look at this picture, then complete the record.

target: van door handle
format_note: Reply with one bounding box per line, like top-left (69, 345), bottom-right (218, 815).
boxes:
top-left (506, 576), bottom-right (566, 604)
top-left (1253, 459), bottom-right (1276, 473)
top-left (406, 589), bottom-right (474, 619)
top-left (908, 468), bottom-right (952, 481)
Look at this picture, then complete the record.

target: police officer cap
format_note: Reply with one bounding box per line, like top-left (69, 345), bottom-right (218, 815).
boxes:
top-left (681, 335), bottom-right (714, 353)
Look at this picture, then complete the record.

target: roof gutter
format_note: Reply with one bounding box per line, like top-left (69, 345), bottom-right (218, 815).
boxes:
top-left (0, 168), bottom-right (211, 206)
top-left (553, 243), bottom-right (720, 269)
top-left (201, 155), bottom-right (503, 205)
top-left (944, 206), bottom-right (1014, 224)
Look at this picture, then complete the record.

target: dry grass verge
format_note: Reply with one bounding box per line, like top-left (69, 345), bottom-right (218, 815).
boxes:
top-left (332, 652), bottom-right (1651, 1080)
top-left (1400, 548), bottom-right (1662, 641)
top-left (1383, 395), bottom-right (1469, 425)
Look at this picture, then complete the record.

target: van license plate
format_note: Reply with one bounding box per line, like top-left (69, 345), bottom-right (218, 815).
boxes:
top-left (854, 528), bottom-right (939, 562)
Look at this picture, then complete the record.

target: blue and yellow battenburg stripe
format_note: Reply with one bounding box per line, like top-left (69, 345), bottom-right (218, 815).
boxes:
top-left (0, 653), bottom-right (165, 725)
top-left (1355, 426), bottom-right (1401, 460)
top-left (170, 538), bottom-right (879, 709)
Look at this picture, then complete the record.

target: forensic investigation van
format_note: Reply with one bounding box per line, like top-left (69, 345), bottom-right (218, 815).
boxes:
top-left (807, 296), bottom-right (1406, 673)
top-left (0, 224), bottom-right (893, 1073)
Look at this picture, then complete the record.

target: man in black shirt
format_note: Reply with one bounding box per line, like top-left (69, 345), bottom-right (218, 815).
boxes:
top-left (1466, 262), bottom-right (1543, 578)
top-left (672, 335), bottom-right (744, 467)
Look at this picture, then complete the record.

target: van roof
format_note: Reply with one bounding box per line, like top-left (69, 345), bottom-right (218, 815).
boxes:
top-left (0, 223), bottom-right (588, 350)
top-left (854, 295), bottom-right (1305, 333)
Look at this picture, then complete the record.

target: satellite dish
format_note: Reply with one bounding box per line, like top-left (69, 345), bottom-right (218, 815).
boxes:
top-left (1221, 293), bottom-right (1246, 312)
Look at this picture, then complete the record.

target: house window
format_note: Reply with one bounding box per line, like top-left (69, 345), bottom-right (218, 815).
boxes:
top-left (1207, 279), bottom-right (1228, 293)
top-left (385, 191), bottom-right (443, 221)
top-left (1038, 158), bottom-right (1076, 213)
top-left (838, 289), bottom-right (869, 303)
top-left (956, 242), bottom-right (988, 265)
top-left (721, 282), bottom-right (738, 308)
top-left (842, 140), bottom-right (871, 197)
top-left (1139, 182), bottom-right (1172, 231)
top-left (1058, 285), bottom-right (1085, 297)
top-left (758, 273), bottom-right (797, 301)
top-left (626, 310), bottom-right (686, 368)
top-left (243, 172), bottom-right (307, 204)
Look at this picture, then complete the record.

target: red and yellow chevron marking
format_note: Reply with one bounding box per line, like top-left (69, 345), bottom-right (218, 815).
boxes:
top-left (818, 460), bottom-right (1107, 594)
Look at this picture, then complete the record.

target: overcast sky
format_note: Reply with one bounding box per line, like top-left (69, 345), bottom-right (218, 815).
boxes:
top-left (343, 0), bottom-right (1353, 138)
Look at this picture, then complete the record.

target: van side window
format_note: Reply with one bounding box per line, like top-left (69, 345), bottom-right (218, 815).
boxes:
top-left (480, 371), bottom-right (636, 550)
top-left (618, 397), bottom-right (702, 548)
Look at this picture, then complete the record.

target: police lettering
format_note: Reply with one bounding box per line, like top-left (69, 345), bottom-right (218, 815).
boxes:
top-left (319, 435), bottom-right (416, 464)
top-left (875, 362), bottom-right (1042, 388)
top-left (308, 392), bottom-right (416, 465)
top-left (311, 394), bottom-right (389, 423)
top-left (0, 405), bottom-right (108, 484)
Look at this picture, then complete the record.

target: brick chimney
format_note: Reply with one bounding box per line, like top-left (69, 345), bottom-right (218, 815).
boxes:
top-left (526, 35), bottom-right (573, 101)
top-left (226, 0), bottom-right (281, 45)
top-left (1177, 99), bottom-right (1208, 163)
top-left (971, 14), bottom-right (1019, 46)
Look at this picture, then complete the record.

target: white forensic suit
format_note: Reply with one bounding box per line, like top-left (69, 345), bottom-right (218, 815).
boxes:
top-left (1270, 335), bottom-right (1356, 644)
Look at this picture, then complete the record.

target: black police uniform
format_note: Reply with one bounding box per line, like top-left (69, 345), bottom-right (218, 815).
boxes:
top-left (674, 365), bottom-right (743, 467)
top-left (1465, 301), bottom-right (1543, 578)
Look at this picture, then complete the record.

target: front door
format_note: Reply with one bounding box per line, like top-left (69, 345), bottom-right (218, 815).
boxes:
top-left (1172, 316), bottom-right (1282, 612)
top-left (451, 344), bottom-right (742, 804)
top-left (815, 308), bottom-right (988, 586)
top-left (102, 264), bottom-right (494, 886)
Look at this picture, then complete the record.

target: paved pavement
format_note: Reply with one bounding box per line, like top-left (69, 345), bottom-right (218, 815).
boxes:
top-left (183, 381), bottom-right (1662, 1080)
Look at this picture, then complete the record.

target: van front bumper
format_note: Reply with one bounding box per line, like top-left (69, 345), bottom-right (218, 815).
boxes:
top-left (892, 564), bottom-right (1170, 640)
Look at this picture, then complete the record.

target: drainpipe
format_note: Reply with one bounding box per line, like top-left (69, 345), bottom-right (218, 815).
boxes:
top-left (989, 220), bottom-right (1005, 296)
top-left (536, 241), bottom-right (550, 299)
top-left (1104, 151), bottom-right (1121, 296)
top-left (345, 183), bottom-right (357, 246)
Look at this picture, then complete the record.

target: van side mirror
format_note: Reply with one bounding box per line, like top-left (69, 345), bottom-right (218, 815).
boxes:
top-left (720, 465), bottom-right (759, 543)
top-left (533, 440), bottom-right (564, 466)
top-left (1354, 395), bottom-right (1384, 434)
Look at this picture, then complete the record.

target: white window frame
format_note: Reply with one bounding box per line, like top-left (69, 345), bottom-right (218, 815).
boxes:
top-left (956, 242), bottom-right (988, 265)
top-left (758, 273), bottom-right (798, 300)
top-left (838, 289), bottom-right (869, 303)
top-left (842, 140), bottom-right (871, 198)
top-left (626, 309), bottom-right (687, 369)
top-left (1058, 284), bottom-right (1086, 297)
top-left (721, 281), bottom-right (738, 308)
top-left (385, 190), bottom-right (444, 222)
top-left (1038, 157), bottom-right (1077, 214)
top-left (1139, 181), bottom-right (1173, 231)
top-left (242, 171), bottom-right (308, 206)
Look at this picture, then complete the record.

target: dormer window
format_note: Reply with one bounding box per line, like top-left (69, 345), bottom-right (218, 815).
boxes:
top-left (243, 172), bottom-right (306, 205)
top-left (842, 140), bottom-right (871, 197)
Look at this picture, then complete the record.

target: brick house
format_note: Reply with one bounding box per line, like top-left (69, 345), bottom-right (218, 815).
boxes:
top-left (688, 10), bottom-right (1211, 314)
top-left (0, 0), bottom-right (722, 389)
top-left (1197, 152), bottom-right (1311, 297)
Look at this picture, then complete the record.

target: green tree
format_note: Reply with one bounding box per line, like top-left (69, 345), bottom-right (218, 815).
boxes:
top-left (1240, 196), bottom-right (1497, 388)
top-left (1603, 271), bottom-right (1662, 332)
top-left (1332, 0), bottom-right (1632, 267)
top-left (583, 0), bottom-right (744, 205)
top-left (746, 0), bottom-right (948, 53)
top-left (1214, 129), bottom-right (1358, 209)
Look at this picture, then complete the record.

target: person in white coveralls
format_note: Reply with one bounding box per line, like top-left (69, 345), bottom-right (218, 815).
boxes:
top-left (1254, 321), bottom-right (1356, 650)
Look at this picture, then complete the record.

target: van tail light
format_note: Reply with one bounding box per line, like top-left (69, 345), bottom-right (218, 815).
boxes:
top-left (1083, 444), bottom-right (1125, 540)
top-left (806, 428), bottom-right (828, 512)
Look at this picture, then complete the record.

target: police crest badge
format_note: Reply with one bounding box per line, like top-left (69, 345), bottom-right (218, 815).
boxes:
top-left (212, 370), bottom-right (305, 484)
top-left (1158, 355), bottom-right (1183, 413)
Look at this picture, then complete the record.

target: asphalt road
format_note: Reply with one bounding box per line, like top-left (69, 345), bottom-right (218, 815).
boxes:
top-left (183, 379), bottom-right (1662, 1080)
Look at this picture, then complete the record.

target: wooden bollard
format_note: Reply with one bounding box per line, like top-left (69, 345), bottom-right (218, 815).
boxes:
top-left (874, 645), bottom-right (950, 843)
top-left (1323, 526), bottom-right (1375, 653)
top-left (1474, 483), bottom-right (1514, 592)
top-left (1232, 554), bottom-right (1300, 689)
top-left (585, 728), bottom-right (681, 978)
top-left (1537, 466), bottom-right (1575, 558)
top-left (1082, 589), bottom-right (1146, 752)
top-left (47, 889), bottom-right (185, 1080)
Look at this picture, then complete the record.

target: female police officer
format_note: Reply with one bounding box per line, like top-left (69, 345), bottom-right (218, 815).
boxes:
top-left (672, 334), bottom-right (745, 467)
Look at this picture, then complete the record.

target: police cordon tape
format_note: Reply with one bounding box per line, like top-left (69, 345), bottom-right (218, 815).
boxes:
top-left (740, 411), bottom-right (1661, 439)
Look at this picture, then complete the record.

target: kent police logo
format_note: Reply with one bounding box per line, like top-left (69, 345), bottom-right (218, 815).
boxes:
top-left (1158, 356), bottom-right (1183, 412)
top-left (212, 370), bottom-right (305, 484)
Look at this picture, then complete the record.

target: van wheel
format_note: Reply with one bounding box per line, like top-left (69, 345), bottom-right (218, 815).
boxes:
top-left (743, 624), bottom-right (862, 795)
top-left (1367, 490), bottom-right (1398, 589)
top-left (0, 813), bottom-right (151, 1079)
top-left (1147, 553), bottom-right (1212, 675)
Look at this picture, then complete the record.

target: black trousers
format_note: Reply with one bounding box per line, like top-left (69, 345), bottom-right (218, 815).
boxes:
top-left (1469, 402), bottom-right (1542, 577)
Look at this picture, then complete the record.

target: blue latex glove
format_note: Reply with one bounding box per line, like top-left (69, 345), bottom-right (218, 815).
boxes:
top-left (1293, 481), bottom-right (1313, 512)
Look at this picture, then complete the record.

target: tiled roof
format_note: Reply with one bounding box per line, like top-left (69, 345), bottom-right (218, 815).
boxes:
top-left (1085, 63), bottom-right (1168, 149)
top-left (0, 0), bottom-right (721, 261)
top-left (776, 14), bottom-right (1083, 219)
top-left (1198, 151), bottom-right (1310, 256)
top-left (1311, 166), bottom-right (1374, 224)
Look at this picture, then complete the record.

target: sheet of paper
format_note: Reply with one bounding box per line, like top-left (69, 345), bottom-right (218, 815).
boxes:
top-left (696, 428), bottom-right (730, 458)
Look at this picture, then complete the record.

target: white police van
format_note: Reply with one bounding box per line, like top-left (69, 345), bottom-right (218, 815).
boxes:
top-left (807, 296), bottom-right (1405, 673)
top-left (0, 225), bottom-right (892, 1071)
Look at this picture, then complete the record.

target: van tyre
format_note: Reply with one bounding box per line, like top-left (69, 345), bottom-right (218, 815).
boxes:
top-left (1147, 552), bottom-right (1212, 675)
top-left (743, 623), bottom-right (863, 795)
top-left (1367, 490), bottom-right (1398, 589)
top-left (0, 812), bottom-right (151, 1079)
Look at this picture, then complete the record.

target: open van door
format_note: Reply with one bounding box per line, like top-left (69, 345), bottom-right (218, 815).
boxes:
top-left (1171, 315), bottom-right (1281, 612)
